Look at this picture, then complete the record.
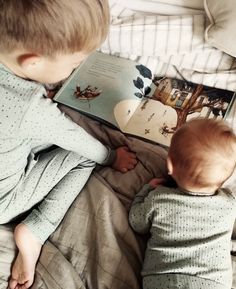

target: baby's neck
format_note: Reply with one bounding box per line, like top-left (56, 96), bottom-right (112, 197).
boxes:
top-left (179, 184), bottom-right (218, 196)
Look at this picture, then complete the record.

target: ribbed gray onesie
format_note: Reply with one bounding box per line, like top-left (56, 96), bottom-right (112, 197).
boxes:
top-left (129, 184), bottom-right (236, 289)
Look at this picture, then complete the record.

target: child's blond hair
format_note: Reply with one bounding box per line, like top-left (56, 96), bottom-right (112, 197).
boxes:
top-left (168, 118), bottom-right (236, 190)
top-left (0, 0), bottom-right (110, 56)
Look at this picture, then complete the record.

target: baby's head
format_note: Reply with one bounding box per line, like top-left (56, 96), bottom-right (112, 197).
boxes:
top-left (167, 118), bottom-right (236, 193)
top-left (0, 0), bottom-right (109, 83)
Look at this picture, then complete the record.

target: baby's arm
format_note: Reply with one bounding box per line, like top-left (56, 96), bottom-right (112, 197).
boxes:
top-left (149, 177), bottom-right (167, 188)
top-left (129, 184), bottom-right (155, 234)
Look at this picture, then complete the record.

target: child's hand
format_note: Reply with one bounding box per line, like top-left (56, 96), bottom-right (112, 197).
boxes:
top-left (112, 146), bottom-right (137, 173)
top-left (149, 178), bottom-right (166, 188)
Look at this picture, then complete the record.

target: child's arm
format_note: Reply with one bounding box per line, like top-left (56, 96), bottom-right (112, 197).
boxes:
top-left (99, 146), bottom-right (137, 173)
top-left (129, 184), bottom-right (155, 234)
top-left (21, 95), bottom-right (137, 172)
top-left (129, 178), bottom-right (167, 233)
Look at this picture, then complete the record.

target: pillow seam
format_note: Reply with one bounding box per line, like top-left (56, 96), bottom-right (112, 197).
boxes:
top-left (204, 0), bottom-right (215, 42)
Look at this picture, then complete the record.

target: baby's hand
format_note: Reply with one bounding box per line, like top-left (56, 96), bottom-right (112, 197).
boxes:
top-left (112, 146), bottom-right (137, 173)
top-left (149, 178), bottom-right (166, 188)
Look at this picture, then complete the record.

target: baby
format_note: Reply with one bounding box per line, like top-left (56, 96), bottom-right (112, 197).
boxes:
top-left (129, 118), bottom-right (236, 289)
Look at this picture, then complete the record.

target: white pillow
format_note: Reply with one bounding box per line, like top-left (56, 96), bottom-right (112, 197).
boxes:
top-left (204, 0), bottom-right (236, 57)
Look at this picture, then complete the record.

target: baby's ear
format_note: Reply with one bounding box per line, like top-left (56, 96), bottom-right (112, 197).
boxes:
top-left (167, 156), bottom-right (173, 175)
top-left (17, 53), bottom-right (41, 69)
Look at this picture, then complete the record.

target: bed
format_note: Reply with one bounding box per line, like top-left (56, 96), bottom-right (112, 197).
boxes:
top-left (0, 0), bottom-right (236, 288)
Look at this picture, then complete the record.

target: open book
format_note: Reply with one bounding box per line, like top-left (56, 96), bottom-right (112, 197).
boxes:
top-left (54, 52), bottom-right (235, 147)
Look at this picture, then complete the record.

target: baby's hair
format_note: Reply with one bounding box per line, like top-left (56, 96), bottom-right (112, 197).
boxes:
top-left (168, 118), bottom-right (236, 190)
top-left (0, 0), bottom-right (110, 56)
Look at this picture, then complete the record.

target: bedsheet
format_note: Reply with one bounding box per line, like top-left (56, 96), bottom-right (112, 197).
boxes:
top-left (0, 173), bottom-right (143, 289)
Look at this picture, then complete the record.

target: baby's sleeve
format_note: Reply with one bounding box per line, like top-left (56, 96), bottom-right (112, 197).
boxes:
top-left (129, 184), bottom-right (155, 234)
top-left (20, 95), bottom-right (110, 164)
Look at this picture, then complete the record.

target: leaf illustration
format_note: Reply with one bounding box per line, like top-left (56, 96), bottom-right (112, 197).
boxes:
top-left (133, 77), bottom-right (144, 89)
top-left (136, 65), bottom-right (152, 79)
top-left (134, 92), bottom-right (143, 98)
top-left (144, 86), bottom-right (151, 96)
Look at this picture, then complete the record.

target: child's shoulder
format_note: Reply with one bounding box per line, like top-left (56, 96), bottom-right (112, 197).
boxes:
top-left (0, 64), bottom-right (44, 105)
top-left (0, 65), bottom-right (45, 134)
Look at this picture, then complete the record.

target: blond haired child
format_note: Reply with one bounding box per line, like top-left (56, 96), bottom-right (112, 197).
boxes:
top-left (129, 118), bottom-right (236, 289)
top-left (0, 1), bottom-right (137, 288)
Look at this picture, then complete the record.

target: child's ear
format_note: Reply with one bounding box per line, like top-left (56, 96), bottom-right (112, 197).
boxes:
top-left (17, 53), bottom-right (41, 69)
top-left (167, 156), bottom-right (173, 175)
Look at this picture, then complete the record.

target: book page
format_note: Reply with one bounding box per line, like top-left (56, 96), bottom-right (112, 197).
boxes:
top-left (54, 52), bottom-right (151, 129)
top-left (122, 78), bottom-right (235, 147)
top-left (122, 97), bottom-right (177, 147)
